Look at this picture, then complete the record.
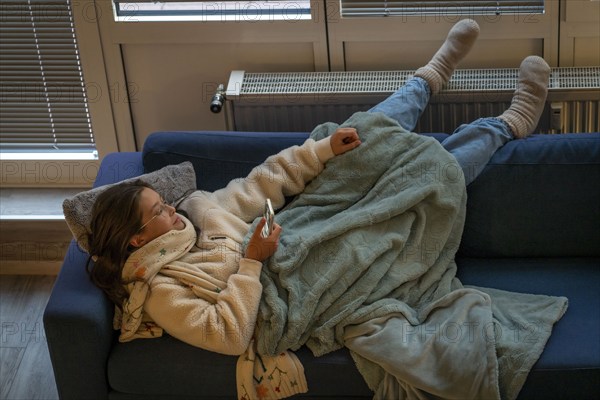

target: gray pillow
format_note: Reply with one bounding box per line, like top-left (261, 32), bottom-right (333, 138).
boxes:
top-left (63, 161), bottom-right (196, 254)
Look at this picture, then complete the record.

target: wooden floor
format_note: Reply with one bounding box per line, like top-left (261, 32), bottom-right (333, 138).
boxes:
top-left (0, 275), bottom-right (58, 400)
top-left (0, 189), bottom-right (81, 398)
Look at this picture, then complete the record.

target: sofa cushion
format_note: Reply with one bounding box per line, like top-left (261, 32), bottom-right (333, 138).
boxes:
top-left (459, 133), bottom-right (600, 258)
top-left (457, 256), bottom-right (600, 398)
top-left (108, 336), bottom-right (371, 398)
top-left (456, 257), bottom-right (600, 370)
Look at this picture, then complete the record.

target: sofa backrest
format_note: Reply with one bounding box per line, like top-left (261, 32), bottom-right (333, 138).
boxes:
top-left (144, 131), bottom-right (600, 259)
top-left (459, 133), bottom-right (600, 258)
top-left (143, 131), bottom-right (309, 192)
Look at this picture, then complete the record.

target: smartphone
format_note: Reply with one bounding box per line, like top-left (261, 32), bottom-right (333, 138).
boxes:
top-left (261, 198), bottom-right (274, 238)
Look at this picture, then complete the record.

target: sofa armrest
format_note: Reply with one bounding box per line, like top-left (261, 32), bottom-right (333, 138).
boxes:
top-left (44, 241), bottom-right (115, 399)
top-left (44, 152), bottom-right (143, 399)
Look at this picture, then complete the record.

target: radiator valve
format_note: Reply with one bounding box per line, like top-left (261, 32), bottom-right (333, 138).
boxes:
top-left (210, 84), bottom-right (226, 113)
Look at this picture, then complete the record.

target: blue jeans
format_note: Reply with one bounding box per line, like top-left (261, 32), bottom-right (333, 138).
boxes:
top-left (369, 77), bottom-right (513, 185)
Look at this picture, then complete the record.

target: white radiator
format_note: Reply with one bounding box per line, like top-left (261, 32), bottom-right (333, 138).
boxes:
top-left (218, 67), bottom-right (600, 134)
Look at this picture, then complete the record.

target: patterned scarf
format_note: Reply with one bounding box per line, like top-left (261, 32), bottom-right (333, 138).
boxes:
top-left (114, 214), bottom-right (196, 342)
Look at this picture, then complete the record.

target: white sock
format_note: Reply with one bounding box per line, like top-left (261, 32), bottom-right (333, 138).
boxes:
top-left (498, 56), bottom-right (550, 138)
top-left (414, 19), bottom-right (480, 94)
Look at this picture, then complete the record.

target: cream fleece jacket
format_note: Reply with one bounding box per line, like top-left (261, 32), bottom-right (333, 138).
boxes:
top-left (141, 137), bottom-right (335, 355)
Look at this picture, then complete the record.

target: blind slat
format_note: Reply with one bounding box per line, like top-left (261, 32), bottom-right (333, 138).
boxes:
top-left (341, 0), bottom-right (545, 17)
top-left (0, 0), bottom-right (96, 153)
top-left (1, 129), bottom-right (92, 134)
top-left (0, 103), bottom-right (88, 108)
top-left (114, 0), bottom-right (252, 3)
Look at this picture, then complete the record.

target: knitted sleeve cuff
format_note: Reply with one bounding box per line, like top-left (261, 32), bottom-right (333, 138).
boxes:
top-left (314, 136), bottom-right (335, 165)
top-left (238, 258), bottom-right (263, 279)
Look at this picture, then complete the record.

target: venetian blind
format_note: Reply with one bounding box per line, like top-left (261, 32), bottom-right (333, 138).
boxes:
top-left (341, 1), bottom-right (545, 17)
top-left (112, 0), bottom-right (311, 17)
top-left (0, 0), bottom-right (95, 153)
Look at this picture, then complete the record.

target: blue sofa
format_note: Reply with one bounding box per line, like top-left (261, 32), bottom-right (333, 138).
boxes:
top-left (45, 129), bottom-right (600, 399)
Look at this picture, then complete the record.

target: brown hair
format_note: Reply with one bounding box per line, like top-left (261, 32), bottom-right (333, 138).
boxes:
top-left (86, 180), bottom-right (153, 308)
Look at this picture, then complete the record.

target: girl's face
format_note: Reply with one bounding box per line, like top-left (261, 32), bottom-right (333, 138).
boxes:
top-left (129, 187), bottom-right (185, 248)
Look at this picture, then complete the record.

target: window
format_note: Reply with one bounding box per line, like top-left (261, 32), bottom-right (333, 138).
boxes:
top-left (113, 0), bottom-right (312, 22)
top-left (340, 1), bottom-right (545, 18)
top-left (0, 0), bottom-right (97, 160)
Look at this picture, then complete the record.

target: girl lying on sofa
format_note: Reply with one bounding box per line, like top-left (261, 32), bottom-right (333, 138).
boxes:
top-left (85, 19), bottom-right (559, 400)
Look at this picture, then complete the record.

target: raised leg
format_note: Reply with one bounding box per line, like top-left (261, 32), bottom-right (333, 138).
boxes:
top-left (443, 56), bottom-right (551, 185)
top-left (414, 19), bottom-right (480, 94)
top-left (368, 77), bottom-right (431, 132)
top-left (442, 117), bottom-right (513, 185)
top-left (368, 19), bottom-right (480, 131)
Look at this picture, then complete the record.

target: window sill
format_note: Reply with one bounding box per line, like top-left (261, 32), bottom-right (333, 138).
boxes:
top-left (0, 188), bottom-right (80, 275)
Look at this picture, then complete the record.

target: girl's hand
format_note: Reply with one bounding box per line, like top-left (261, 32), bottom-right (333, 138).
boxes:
top-left (331, 127), bottom-right (361, 155)
top-left (245, 217), bottom-right (282, 262)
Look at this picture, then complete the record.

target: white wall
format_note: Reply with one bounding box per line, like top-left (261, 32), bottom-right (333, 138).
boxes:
top-left (559, 0), bottom-right (600, 66)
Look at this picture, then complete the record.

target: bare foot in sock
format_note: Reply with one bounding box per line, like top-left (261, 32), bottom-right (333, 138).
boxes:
top-left (498, 56), bottom-right (550, 138)
top-left (414, 19), bottom-right (480, 94)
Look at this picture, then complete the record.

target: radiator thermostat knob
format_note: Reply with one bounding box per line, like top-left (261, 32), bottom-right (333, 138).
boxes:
top-left (210, 84), bottom-right (225, 113)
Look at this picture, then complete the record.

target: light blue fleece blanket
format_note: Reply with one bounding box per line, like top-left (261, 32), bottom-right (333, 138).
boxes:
top-left (249, 112), bottom-right (567, 399)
